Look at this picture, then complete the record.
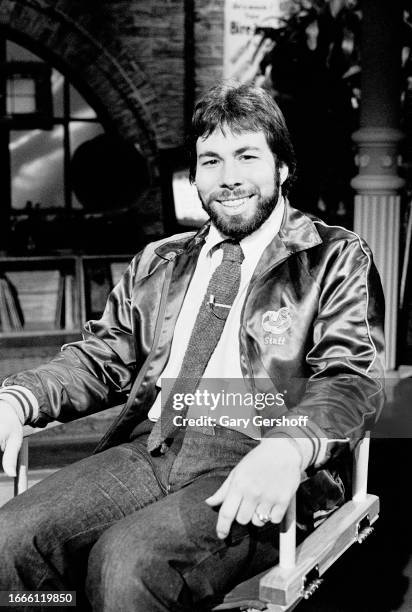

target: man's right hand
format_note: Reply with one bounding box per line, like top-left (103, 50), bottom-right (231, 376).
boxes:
top-left (0, 402), bottom-right (23, 477)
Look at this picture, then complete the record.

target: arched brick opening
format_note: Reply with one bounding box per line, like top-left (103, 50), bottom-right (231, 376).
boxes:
top-left (0, 0), bottom-right (164, 179)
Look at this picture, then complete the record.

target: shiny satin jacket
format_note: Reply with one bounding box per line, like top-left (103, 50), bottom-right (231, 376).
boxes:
top-left (6, 203), bottom-right (385, 519)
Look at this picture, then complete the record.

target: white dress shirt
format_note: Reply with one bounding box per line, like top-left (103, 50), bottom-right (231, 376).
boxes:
top-left (148, 197), bottom-right (285, 428)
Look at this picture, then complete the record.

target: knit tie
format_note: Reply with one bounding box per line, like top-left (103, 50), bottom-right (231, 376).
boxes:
top-left (147, 240), bottom-right (244, 453)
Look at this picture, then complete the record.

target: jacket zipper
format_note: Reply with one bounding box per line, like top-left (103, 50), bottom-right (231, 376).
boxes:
top-left (94, 253), bottom-right (177, 452)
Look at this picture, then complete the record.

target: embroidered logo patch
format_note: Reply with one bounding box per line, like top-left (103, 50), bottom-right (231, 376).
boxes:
top-left (262, 308), bottom-right (292, 336)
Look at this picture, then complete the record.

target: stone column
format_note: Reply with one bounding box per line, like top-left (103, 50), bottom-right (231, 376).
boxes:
top-left (351, 0), bottom-right (405, 371)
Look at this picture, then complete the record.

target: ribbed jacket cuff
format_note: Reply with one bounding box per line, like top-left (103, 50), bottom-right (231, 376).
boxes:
top-left (263, 419), bottom-right (331, 468)
top-left (0, 385), bottom-right (39, 424)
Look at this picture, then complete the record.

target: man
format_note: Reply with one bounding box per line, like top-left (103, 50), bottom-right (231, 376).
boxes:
top-left (0, 83), bottom-right (384, 611)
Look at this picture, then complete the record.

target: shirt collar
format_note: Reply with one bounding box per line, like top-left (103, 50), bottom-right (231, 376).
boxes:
top-left (205, 195), bottom-right (285, 259)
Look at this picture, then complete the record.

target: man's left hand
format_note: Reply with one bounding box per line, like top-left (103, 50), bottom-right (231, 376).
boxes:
top-left (205, 438), bottom-right (302, 539)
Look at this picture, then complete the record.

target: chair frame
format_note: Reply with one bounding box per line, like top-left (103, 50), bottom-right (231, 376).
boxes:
top-left (14, 426), bottom-right (378, 612)
top-left (212, 433), bottom-right (379, 611)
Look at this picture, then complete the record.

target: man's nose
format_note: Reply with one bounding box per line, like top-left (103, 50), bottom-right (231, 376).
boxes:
top-left (219, 161), bottom-right (242, 189)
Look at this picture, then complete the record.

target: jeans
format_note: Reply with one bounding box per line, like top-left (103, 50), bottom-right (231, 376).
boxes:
top-left (0, 424), bottom-right (281, 611)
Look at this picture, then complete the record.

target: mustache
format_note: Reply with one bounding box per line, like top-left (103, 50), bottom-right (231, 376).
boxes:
top-left (207, 188), bottom-right (256, 203)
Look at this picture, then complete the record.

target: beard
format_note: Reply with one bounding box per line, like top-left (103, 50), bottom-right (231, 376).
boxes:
top-left (199, 170), bottom-right (281, 241)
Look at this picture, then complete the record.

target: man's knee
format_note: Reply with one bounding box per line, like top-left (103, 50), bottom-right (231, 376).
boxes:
top-left (87, 524), bottom-right (157, 585)
top-left (0, 505), bottom-right (33, 554)
top-left (0, 504), bottom-right (46, 586)
top-left (86, 522), bottom-right (185, 609)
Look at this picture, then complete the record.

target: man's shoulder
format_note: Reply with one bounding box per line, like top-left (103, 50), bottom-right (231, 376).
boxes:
top-left (307, 214), bottom-right (371, 255)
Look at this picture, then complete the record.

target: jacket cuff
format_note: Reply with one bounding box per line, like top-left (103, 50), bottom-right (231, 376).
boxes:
top-left (0, 385), bottom-right (39, 424)
top-left (262, 418), bottom-right (332, 468)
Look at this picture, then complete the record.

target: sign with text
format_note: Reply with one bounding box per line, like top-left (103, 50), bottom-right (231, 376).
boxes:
top-left (223, 0), bottom-right (292, 81)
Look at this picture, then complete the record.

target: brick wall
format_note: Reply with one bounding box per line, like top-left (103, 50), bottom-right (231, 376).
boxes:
top-left (0, 0), bottom-right (187, 154)
top-left (0, 0), bottom-right (191, 233)
top-left (0, 1), bottom-right (230, 145)
top-left (0, 1), bottom-right (229, 234)
top-left (194, 0), bottom-right (224, 99)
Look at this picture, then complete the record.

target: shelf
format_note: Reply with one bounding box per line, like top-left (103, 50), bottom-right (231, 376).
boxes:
top-left (0, 329), bottom-right (82, 347)
top-left (0, 255), bottom-right (77, 263)
top-left (0, 254), bottom-right (133, 346)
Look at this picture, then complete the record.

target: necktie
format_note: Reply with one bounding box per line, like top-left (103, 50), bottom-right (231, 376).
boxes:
top-left (147, 240), bottom-right (244, 453)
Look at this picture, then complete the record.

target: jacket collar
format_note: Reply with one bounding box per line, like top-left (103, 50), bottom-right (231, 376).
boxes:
top-left (247, 201), bottom-right (323, 281)
top-left (278, 200), bottom-right (322, 253)
top-left (154, 222), bottom-right (210, 261)
top-left (154, 201), bottom-right (322, 261)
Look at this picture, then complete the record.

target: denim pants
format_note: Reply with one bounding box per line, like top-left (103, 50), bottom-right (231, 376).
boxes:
top-left (0, 423), bottom-right (281, 611)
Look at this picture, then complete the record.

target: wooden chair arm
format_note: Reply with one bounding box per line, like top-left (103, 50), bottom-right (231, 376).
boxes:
top-left (212, 434), bottom-right (378, 611)
top-left (14, 422), bottom-right (64, 496)
top-left (278, 432), bottom-right (371, 572)
top-left (14, 404), bottom-right (124, 495)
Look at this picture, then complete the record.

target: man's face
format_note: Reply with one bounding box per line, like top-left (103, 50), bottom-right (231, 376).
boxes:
top-left (195, 128), bottom-right (287, 239)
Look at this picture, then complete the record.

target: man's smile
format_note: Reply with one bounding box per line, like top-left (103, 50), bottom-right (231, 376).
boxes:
top-left (216, 195), bottom-right (254, 205)
top-left (213, 194), bottom-right (256, 216)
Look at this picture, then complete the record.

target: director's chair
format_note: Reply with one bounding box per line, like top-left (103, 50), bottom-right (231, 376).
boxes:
top-left (15, 427), bottom-right (378, 612)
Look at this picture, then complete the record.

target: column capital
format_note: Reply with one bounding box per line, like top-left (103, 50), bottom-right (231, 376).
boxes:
top-left (351, 127), bottom-right (405, 194)
top-left (351, 174), bottom-right (405, 193)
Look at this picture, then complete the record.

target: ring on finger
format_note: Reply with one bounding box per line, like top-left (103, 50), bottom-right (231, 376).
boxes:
top-left (255, 512), bottom-right (271, 524)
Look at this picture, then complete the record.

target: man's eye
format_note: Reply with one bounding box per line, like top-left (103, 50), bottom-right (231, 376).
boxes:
top-left (240, 154), bottom-right (257, 161)
top-left (202, 159), bottom-right (218, 166)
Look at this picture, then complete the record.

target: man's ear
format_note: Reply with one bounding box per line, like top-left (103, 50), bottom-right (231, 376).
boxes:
top-left (279, 164), bottom-right (289, 186)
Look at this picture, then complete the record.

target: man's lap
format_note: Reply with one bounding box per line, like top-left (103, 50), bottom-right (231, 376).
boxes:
top-left (0, 442), bottom-right (163, 595)
top-left (86, 473), bottom-right (279, 610)
top-left (0, 430), bottom-right (280, 607)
